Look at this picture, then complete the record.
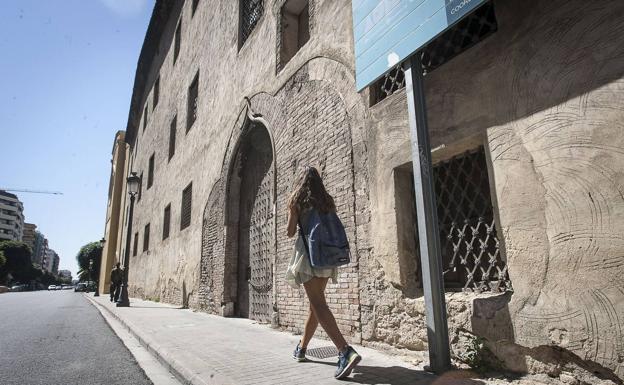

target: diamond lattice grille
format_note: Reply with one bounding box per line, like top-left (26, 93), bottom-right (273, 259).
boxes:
top-left (240, 0), bottom-right (264, 47)
top-left (370, 1), bottom-right (497, 106)
top-left (432, 148), bottom-right (510, 292)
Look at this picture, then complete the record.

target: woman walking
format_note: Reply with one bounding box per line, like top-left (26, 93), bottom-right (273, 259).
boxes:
top-left (285, 166), bottom-right (361, 380)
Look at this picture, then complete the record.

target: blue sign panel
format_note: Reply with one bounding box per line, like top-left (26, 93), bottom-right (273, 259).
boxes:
top-left (352, 0), bottom-right (487, 91)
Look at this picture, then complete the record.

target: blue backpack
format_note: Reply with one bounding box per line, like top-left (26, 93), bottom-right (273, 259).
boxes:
top-left (299, 208), bottom-right (350, 268)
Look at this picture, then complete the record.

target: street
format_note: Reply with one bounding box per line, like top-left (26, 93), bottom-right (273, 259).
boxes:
top-left (0, 290), bottom-right (152, 385)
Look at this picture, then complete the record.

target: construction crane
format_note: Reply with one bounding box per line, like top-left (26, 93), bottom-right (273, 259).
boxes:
top-left (1, 188), bottom-right (63, 195)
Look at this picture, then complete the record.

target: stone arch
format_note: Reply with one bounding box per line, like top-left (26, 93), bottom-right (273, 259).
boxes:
top-left (198, 178), bottom-right (225, 314)
top-left (222, 119), bottom-right (276, 322)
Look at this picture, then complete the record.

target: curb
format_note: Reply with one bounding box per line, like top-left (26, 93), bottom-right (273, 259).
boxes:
top-left (84, 294), bottom-right (229, 385)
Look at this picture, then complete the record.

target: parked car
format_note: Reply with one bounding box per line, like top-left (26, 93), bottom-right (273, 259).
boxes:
top-left (48, 285), bottom-right (57, 291)
top-left (0, 286), bottom-right (9, 294)
top-left (11, 285), bottom-right (26, 292)
top-left (74, 283), bottom-right (87, 292)
top-left (62, 285), bottom-right (73, 290)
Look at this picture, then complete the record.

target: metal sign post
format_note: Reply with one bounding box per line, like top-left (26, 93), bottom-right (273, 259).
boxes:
top-left (403, 54), bottom-right (451, 373)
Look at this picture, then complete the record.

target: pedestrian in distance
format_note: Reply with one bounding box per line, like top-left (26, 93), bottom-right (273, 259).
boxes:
top-left (285, 166), bottom-right (361, 380)
top-left (109, 262), bottom-right (122, 302)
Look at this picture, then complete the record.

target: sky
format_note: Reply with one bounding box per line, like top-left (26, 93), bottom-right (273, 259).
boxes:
top-left (0, 0), bottom-right (155, 277)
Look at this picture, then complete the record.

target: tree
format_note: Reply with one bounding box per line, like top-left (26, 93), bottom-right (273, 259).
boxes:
top-left (0, 241), bottom-right (34, 285)
top-left (0, 250), bottom-right (5, 270)
top-left (76, 241), bottom-right (102, 283)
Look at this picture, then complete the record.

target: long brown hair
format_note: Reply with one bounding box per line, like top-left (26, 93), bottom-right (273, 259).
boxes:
top-left (288, 166), bottom-right (336, 214)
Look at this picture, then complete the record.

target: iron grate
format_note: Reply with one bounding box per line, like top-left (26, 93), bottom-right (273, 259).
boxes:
top-left (240, 0), bottom-right (264, 47)
top-left (370, 1), bottom-right (497, 106)
top-left (306, 346), bottom-right (338, 359)
top-left (432, 148), bottom-right (510, 292)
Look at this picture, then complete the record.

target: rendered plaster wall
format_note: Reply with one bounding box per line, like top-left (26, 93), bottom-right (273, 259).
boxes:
top-left (365, 0), bottom-right (624, 380)
top-left (121, 0), bottom-right (369, 336)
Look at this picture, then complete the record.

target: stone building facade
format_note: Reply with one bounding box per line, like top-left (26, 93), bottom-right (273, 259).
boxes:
top-left (117, 0), bottom-right (624, 380)
top-left (98, 131), bottom-right (129, 294)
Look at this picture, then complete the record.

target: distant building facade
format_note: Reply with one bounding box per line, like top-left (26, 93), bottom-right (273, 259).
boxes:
top-left (112, 0), bottom-right (624, 380)
top-left (0, 190), bottom-right (25, 241)
top-left (22, 223), bottom-right (36, 253)
top-left (32, 231), bottom-right (46, 268)
top-left (98, 131), bottom-right (129, 294)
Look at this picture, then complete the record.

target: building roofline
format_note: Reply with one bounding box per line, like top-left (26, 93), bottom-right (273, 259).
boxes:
top-left (124, 0), bottom-right (183, 147)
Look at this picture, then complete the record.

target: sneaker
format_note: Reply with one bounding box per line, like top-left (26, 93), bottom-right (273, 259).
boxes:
top-left (334, 346), bottom-right (361, 379)
top-left (293, 342), bottom-right (307, 362)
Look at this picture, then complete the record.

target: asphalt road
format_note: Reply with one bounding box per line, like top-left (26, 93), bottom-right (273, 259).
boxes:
top-left (0, 290), bottom-right (152, 385)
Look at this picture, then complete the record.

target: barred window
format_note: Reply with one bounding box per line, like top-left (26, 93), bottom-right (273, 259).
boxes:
top-left (239, 0), bottom-right (264, 49)
top-left (369, 1), bottom-right (497, 106)
top-left (153, 76), bottom-right (160, 109)
top-left (143, 105), bottom-right (148, 131)
top-left (133, 232), bottom-right (138, 256)
top-left (147, 153), bottom-right (154, 189)
top-left (174, 21), bottom-right (181, 64)
top-left (187, 71), bottom-right (199, 132)
top-left (163, 204), bottom-right (171, 240)
top-left (180, 182), bottom-right (192, 230)
top-left (169, 115), bottom-right (177, 161)
top-left (143, 223), bottom-right (150, 252)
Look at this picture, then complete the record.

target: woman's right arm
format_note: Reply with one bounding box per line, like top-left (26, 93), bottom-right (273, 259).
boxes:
top-left (286, 205), bottom-right (298, 238)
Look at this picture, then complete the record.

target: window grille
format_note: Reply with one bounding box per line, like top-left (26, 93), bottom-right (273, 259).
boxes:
top-left (187, 72), bottom-right (199, 132)
top-left (181, 182), bottom-right (192, 230)
top-left (143, 223), bottom-right (150, 252)
top-left (133, 232), bottom-right (138, 256)
top-left (153, 76), bottom-right (160, 109)
top-left (169, 116), bottom-right (177, 160)
top-left (147, 153), bottom-right (154, 189)
top-left (138, 172), bottom-right (143, 201)
top-left (143, 106), bottom-right (148, 131)
top-left (432, 148), bottom-right (510, 292)
top-left (174, 21), bottom-right (181, 63)
top-left (239, 0), bottom-right (264, 48)
top-left (369, 1), bottom-right (497, 106)
top-left (163, 204), bottom-right (171, 240)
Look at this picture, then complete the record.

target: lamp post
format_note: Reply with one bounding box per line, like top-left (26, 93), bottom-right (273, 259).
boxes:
top-left (117, 171), bottom-right (140, 307)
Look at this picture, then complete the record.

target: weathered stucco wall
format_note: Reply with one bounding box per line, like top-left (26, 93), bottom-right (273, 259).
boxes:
top-left (366, 0), bottom-right (624, 380)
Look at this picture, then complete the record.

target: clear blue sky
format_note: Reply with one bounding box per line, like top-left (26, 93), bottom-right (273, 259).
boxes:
top-left (0, 0), bottom-right (154, 278)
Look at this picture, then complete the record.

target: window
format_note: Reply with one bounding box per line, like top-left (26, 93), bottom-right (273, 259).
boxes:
top-left (278, 0), bottom-right (309, 70)
top-left (133, 232), bottom-right (138, 256)
top-left (163, 204), bottom-right (171, 240)
top-left (187, 71), bottom-right (199, 132)
top-left (174, 21), bottom-right (181, 64)
top-left (138, 172), bottom-right (143, 201)
top-left (143, 106), bottom-right (148, 131)
top-left (147, 153), bottom-right (155, 189)
top-left (192, 0), bottom-right (200, 15)
top-left (239, 0), bottom-right (264, 49)
top-left (395, 147), bottom-right (510, 292)
top-left (180, 182), bottom-right (192, 230)
top-left (168, 116), bottom-right (177, 160)
top-left (143, 223), bottom-right (150, 251)
top-left (153, 76), bottom-right (160, 109)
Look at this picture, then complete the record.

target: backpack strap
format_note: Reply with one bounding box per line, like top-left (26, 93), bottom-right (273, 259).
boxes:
top-left (297, 216), bottom-right (311, 258)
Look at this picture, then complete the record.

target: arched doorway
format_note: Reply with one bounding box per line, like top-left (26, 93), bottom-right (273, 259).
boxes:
top-left (225, 121), bottom-right (275, 322)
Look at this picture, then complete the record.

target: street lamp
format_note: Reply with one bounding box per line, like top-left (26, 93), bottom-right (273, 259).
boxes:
top-left (117, 171), bottom-right (140, 307)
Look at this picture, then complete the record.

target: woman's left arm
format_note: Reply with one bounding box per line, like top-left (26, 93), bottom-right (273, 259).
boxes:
top-left (286, 205), bottom-right (298, 238)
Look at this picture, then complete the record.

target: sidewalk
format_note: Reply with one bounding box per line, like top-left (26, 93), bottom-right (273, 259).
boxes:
top-left (85, 294), bottom-right (546, 385)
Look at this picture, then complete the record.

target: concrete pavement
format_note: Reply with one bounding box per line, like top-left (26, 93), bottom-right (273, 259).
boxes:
top-left (86, 294), bottom-right (438, 385)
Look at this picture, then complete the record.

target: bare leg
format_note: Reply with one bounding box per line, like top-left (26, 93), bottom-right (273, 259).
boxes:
top-left (300, 279), bottom-right (327, 348)
top-left (303, 277), bottom-right (348, 352)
